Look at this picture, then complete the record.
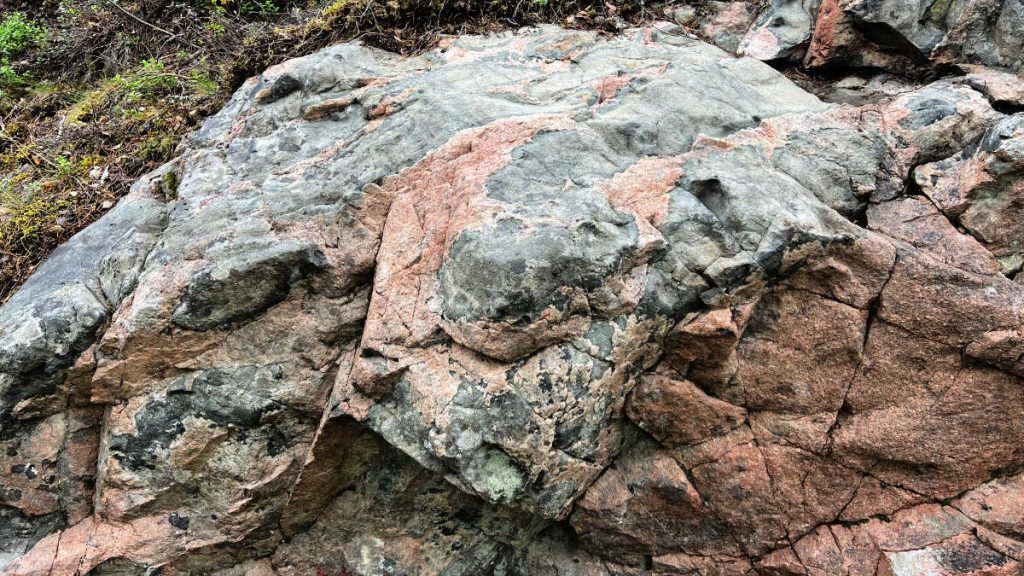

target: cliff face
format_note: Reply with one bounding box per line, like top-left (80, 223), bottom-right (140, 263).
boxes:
top-left (2, 21), bottom-right (1024, 576)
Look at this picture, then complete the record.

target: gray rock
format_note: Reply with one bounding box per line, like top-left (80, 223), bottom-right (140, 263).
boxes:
top-left (698, 1), bottom-right (759, 53)
top-left (0, 164), bottom-right (168, 567)
top-left (789, 0), bottom-right (1024, 72)
top-left (1, 23), bottom-right (1022, 576)
top-left (846, 0), bottom-right (947, 56)
top-left (739, 0), bottom-right (822, 60)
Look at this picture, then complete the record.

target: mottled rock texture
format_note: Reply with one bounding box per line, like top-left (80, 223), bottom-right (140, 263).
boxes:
top-left (733, 0), bottom-right (1024, 73)
top-left (2, 22), bottom-right (1024, 576)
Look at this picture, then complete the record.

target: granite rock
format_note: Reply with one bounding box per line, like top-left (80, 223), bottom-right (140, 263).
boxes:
top-left (742, 0), bottom-right (1024, 73)
top-left (2, 23), bottom-right (1024, 576)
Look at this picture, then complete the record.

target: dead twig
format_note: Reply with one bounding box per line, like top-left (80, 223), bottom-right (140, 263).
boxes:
top-left (103, 0), bottom-right (202, 51)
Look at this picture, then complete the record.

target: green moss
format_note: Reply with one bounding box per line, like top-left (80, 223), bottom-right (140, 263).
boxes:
top-left (929, 0), bottom-right (956, 23)
top-left (0, 183), bottom-right (72, 248)
top-left (161, 171), bottom-right (180, 201)
top-left (65, 59), bottom-right (193, 124)
top-left (65, 79), bottom-right (122, 125)
top-left (140, 134), bottom-right (178, 162)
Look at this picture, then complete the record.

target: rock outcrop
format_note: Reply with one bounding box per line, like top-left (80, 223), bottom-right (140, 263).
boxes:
top-left (3, 22), bottom-right (1024, 576)
top-left (734, 0), bottom-right (1024, 73)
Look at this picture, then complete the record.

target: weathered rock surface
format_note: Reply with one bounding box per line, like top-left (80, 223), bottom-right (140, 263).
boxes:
top-left (3, 22), bottom-right (1024, 576)
top-left (732, 0), bottom-right (1024, 74)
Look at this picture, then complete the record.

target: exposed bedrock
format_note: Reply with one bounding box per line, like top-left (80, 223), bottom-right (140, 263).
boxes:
top-left (734, 0), bottom-right (1024, 74)
top-left (2, 23), bottom-right (1024, 576)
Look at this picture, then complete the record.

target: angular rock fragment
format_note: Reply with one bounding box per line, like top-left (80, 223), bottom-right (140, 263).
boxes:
top-left (697, 1), bottom-right (759, 53)
top-left (739, 0), bottom-right (823, 61)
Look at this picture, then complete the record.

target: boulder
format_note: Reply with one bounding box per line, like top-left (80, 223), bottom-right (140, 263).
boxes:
top-left (2, 24), bottom-right (1024, 576)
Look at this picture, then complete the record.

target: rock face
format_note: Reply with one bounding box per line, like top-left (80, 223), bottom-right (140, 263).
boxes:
top-left (733, 0), bottom-right (1024, 73)
top-left (3, 22), bottom-right (1024, 576)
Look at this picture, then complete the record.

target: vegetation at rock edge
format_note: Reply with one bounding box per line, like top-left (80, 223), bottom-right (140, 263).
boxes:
top-left (0, 0), bottom-right (736, 303)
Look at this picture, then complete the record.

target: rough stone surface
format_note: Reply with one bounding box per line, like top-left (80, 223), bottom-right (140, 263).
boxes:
top-left (916, 111), bottom-right (1024, 277)
top-left (696, 1), bottom-right (760, 53)
top-left (731, 0), bottom-right (1024, 75)
top-left (2, 22), bottom-right (1024, 576)
top-left (739, 0), bottom-right (822, 61)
